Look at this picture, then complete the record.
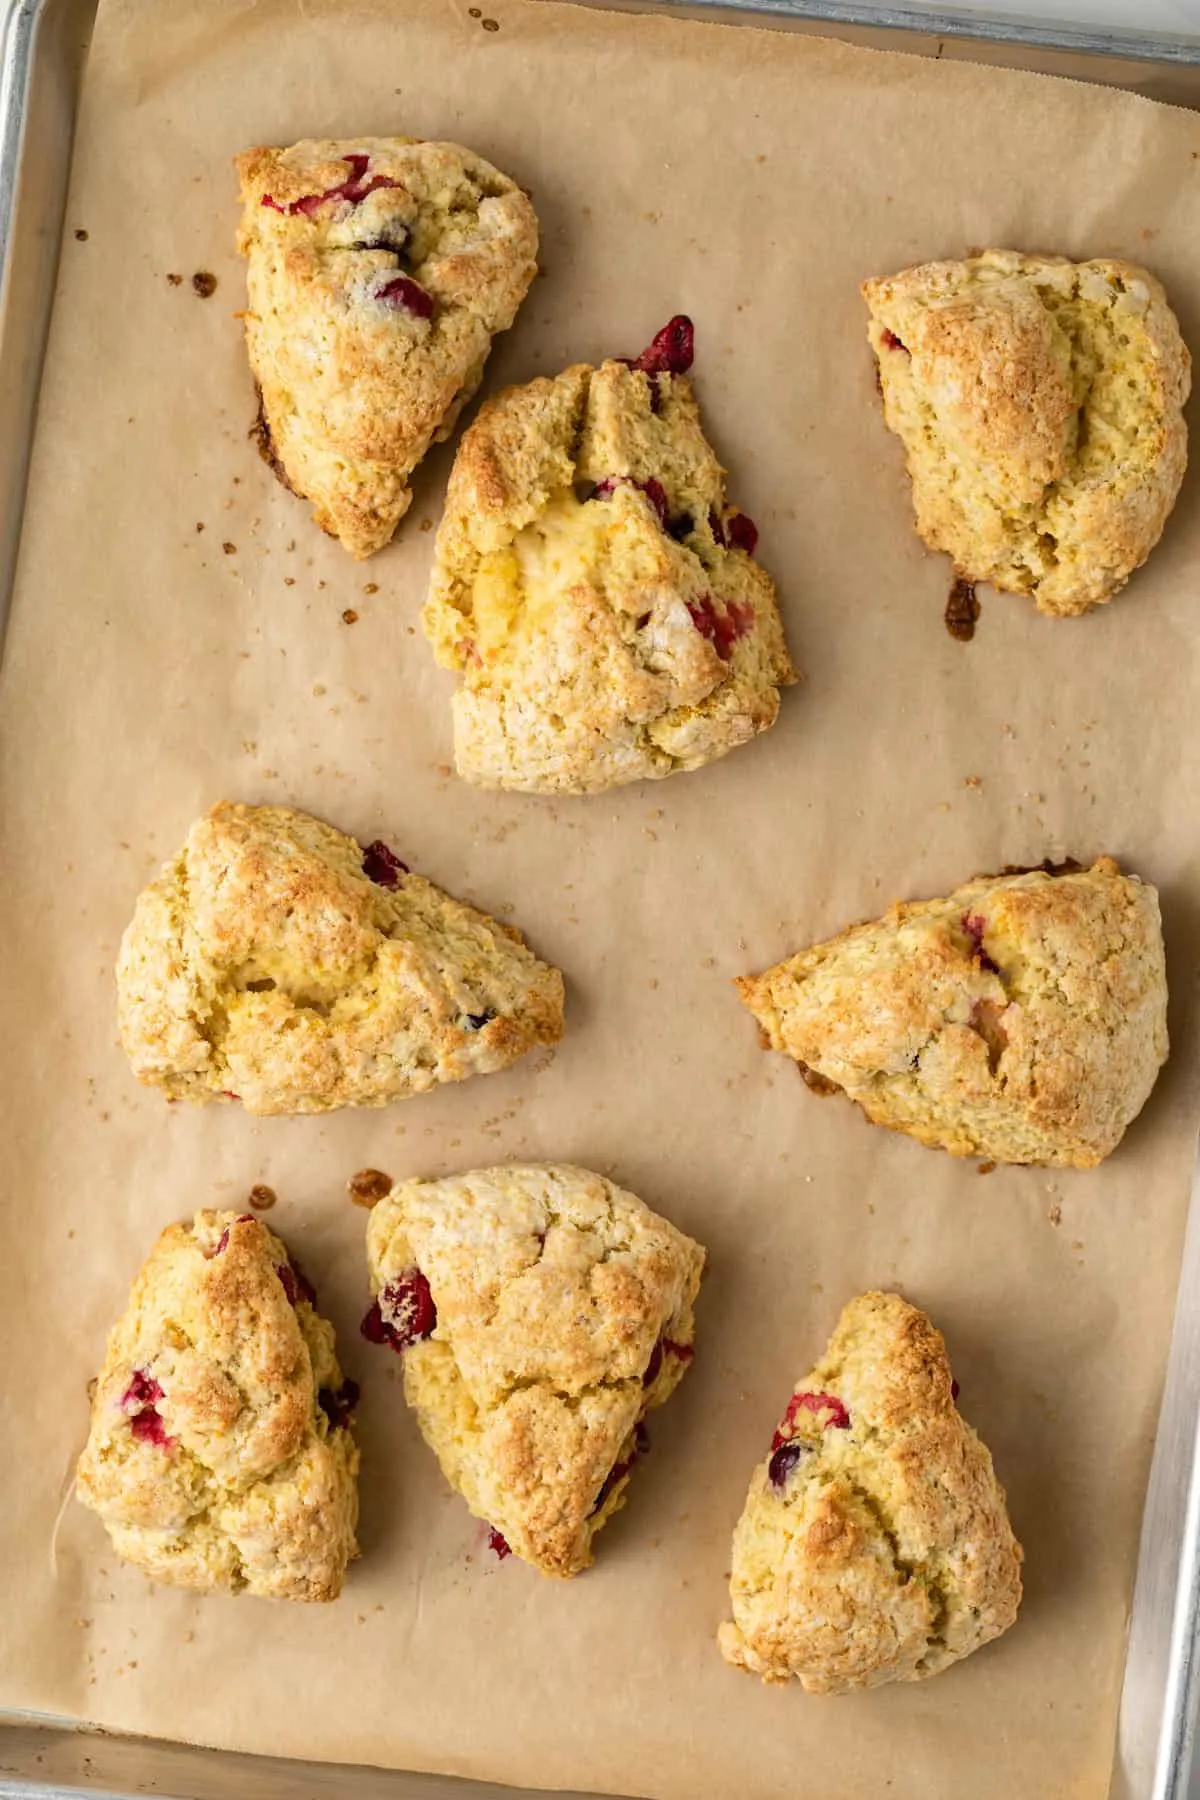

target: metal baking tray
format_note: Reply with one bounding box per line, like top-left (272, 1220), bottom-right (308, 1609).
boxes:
top-left (2, 2), bottom-right (1200, 1798)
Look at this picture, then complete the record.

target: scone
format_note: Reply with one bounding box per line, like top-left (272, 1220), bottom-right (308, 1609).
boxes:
top-left (864, 251), bottom-right (1190, 616)
top-left (76, 1209), bottom-right (359, 1601)
top-left (720, 1291), bottom-right (1022, 1692)
top-left (362, 1163), bottom-right (705, 1575)
top-left (117, 801), bottom-right (564, 1115)
top-left (423, 316), bottom-right (798, 792)
top-left (736, 857), bottom-right (1167, 1167)
top-left (236, 137), bottom-right (538, 558)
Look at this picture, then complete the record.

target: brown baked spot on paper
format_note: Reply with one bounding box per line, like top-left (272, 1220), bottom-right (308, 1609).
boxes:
top-left (945, 575), bottom-right (980, 641)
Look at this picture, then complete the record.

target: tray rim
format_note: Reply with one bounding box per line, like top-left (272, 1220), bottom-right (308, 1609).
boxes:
top-left (1, 2), bottom-right (1199, 1798)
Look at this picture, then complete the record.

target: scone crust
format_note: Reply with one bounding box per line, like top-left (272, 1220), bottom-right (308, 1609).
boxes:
top-left (236, 137), bottom-right (538, 558)
top-left (720, 1291), bottom-right (1022, 1692)
top-left (863, 250), bottom-right (1190, 616)
top-left (423, 349), bottom-right (797, 793)
top-left (76, 1210), bottom-right (359, 1601)
top-left (365, 1163), bottom-right (705, 1576)
top-left (736, 857), bottom-right (1168, 1167)
top-left (116, 801), bottom-right (564, 1115)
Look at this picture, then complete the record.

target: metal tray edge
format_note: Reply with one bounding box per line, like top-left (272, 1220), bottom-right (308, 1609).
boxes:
top-left (0, 4), bottom-right (1198, 1800)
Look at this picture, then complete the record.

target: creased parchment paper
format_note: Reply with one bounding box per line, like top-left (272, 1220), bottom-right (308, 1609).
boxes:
top-left (3, 2), bottom-right (1200, 1796)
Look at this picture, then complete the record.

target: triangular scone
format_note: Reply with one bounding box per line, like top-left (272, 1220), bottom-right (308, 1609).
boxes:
top-left (117, 801), bottom-right (564, 1115)
top-left (236, 138), bottom-right (538, 558)
top-left (76, 1210), bottom-right (359, 1602)
top-left (720, 1291), bottom-right (1022, 1692)
top-left (736, 857), bottom-right (1167, 1167)
top-left (423, 317), bottom-right (798, 792)
top-left (363, 1164), bottom-right (705, 1575)
top-left (863, 251), bottom-right (1190, 617)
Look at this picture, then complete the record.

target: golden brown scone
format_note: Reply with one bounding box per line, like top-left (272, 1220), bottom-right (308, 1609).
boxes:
top-left (423, 316), bottom-right (797, 792)
top-left (736, 857), bottom-right (1167, 1167)
top-left (116, 801), bottom-right (564, 1115)
top-left (863, 251), bottom-right (1190, 616)
top-left (720, 1291), bottom-right (1022, 1692)
top-left (76, 1210), bottom-right (359, 1601)
top-left (363, 1164), bottom-right (705, 1575)
top-left (236, 137), bottom-right (538, 558)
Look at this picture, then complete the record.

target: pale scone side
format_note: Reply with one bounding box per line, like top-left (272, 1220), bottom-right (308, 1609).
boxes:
top-left (236, 137), bottom-right (538, 558)
top-left (719, 1291), bottom-right (1022, 1692)
top-left (76, 1211), bottom-right (359, 1602)
top-left (864, 250), bottom-right (1190, 616)
top-left (422, 330), bottom-right (797, 793)
top-left (116, 801), bottom-right (565, 1115)
top-left (736, 857), bottom-right (1168, 1167)
top-left (364, 1164), bottom-right (705, 1576)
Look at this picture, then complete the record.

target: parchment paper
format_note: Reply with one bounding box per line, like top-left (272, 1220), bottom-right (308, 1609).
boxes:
top-left (3, 3), bottom-right (1200, 1795)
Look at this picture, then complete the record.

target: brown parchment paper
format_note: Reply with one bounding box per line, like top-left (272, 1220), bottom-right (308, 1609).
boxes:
top-left (3, 2), bottom-right (1200, 1796)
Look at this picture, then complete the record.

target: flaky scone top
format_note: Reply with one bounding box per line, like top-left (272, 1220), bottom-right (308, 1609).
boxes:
top-left (76, 1210), bottom-right (360, 1602)
top-left (720, 1291), bottom-right (1022, 1692)
top-left (864, 250), bottom-right (1190, 616)
top-left (237, 137), bottom-right (538, 557)
top-left (364, 1163), bottom-right (705, 1576)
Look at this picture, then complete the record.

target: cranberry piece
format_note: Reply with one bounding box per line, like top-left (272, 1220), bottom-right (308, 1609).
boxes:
top-left (951, 1378), bottom-right (961, 1401)
top-left (642, 1337), bottom-right (692, 1388)
top-left (362, 840), bottom-right (408, 888)
top-left (376, 275), bottom-right (434, 319)
top-left (880, 327), bottom-right (908, 352)
top-left (276, 1261), bottom-right (318, 1307)
top-left (592, 1422), bottom-right (650, 1515)
top-left (768, 1441), bottom-right (807, 1493)
top-left (962, 912), bottom-right (1000, 975)
top-left (591, 476), bottom-right (668, 527)
top-left (129, 1409), bottom-right (173, 1447)
top-left (263, 153), bottom-right (400, 217)
top-left (486, 1525), bottom-right (512, 1561)
top-left (686, 595), bottom-right (755, 660)
top-left (121, 1369), bottom-right (173, 1449)
top-left (121, 1370), bottom-right (163, 1411)
top-left (318, 1378), bottom-right (360, 1430)
top-left (353, 227), bottom-right (409, 255)
top-left (463, 1010), bottom-right (496, 1031)
top-left (770, 1389), bottom-right (851, 1452)
top-left (725, 512), bottom-right (759, 557)
top-left (205, 1213), bottom-right (255, 1259)
top-left (361, 1270), bottom-right (436, 1352)
top-left (634, 315), bottom-right (695, 376)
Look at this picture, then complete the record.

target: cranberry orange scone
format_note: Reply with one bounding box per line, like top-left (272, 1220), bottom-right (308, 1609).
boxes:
top-left (737, 857), bottom-right (1167, 1167)
top-left (720, 1291), bottom-right (1022, 1692)
top-left (362, 1164), bottom-right (705, 1576)
top-left (423, 317), bottom-right (798, 792)
top-left (864, 251), bottom-right (1190, 617)
top-left (76, 1210), bottom-right (359, 1601)
top-left (116, 801), bottom-right (564, 1115)
top-left (236, 138), bottom-right (538, 558)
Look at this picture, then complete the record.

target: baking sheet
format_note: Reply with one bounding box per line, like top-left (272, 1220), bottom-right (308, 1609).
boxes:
top-left (2, 1), bottom-right (1200, 1796)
